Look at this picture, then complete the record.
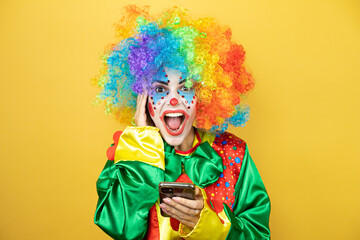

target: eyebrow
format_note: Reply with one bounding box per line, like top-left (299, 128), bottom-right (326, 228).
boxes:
top-left (154, 79), bottom-right (188, 85)
top-left (179, 79), bottom-right (187, 84)
top-left (154, 80), bottom-right (168, 85)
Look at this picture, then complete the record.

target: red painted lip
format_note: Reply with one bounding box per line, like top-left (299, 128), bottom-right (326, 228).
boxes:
top-left (160, 110), bottom-right (189, 136)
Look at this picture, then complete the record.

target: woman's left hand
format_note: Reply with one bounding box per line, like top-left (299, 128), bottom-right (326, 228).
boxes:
top-left (159, 187), bottom-right (204, 229)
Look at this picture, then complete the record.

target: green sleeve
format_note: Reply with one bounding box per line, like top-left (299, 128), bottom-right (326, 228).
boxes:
top-left (224, 145), bottom-right (271, 240)
top-left (94, 159), bottom-right (163, 240)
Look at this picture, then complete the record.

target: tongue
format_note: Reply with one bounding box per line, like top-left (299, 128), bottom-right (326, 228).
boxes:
top-left (166, 117), bottom-right (182, 130)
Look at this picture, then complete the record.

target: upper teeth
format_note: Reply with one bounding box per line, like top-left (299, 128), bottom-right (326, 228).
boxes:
top-left (165, 113), bottom-right (183, 117)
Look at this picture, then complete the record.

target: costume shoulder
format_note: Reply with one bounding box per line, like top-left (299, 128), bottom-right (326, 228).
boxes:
top-left (105, 127), bottom-right (165, 169)
top-left (205, 132), bottom-right (247, 210)
top-left (212, 131), bottom-right (247, 166)
top-left (106, 131), bottom-right (123, 161)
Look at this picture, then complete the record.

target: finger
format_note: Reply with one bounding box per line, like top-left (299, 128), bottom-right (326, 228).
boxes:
top-left (135, 94), bottom-right (149, 126)
top-left (136, 94), bottom-right (146, 113)
top-left (136, 93), bottom-right (146, 105)
top-left (171, 195), bottom-right (203, 210)
top-left (160, 202), bottom-right (198, 225)
top-left (139, 93), bottom-right (148, 112)
top-left (195, 187), bottom-right (202, 197)
top-left (163, 198), bottom-right (198, 217)
top-left (136, 94), bottom-right (142, 109)
top-left (135, 95), bottom-right (142, 118)
top-left (161, 206), bottom-right (196, 228)
top-left (161, 201), bottom-right (190, 220)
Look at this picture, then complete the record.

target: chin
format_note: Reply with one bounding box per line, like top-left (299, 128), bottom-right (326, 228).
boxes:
top-left (158, 125), bottom-right (192, 147)
top-left (152, 109), bottom-right (195, 147)
top-left (161, 134), bottom-right (185, 147)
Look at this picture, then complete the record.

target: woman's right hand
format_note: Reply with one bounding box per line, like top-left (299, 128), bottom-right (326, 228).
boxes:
top-left (134, 93), bottom-right (150, 127)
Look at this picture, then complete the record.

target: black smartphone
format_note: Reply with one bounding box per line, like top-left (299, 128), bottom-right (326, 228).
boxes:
top-left (159, 182), bottom-right (195, 217)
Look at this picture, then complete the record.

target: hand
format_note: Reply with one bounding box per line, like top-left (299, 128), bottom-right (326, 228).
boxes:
top-left (134, 93), bottom-right (149, 127)
top-left (159, 187), bottom-right (204, 229)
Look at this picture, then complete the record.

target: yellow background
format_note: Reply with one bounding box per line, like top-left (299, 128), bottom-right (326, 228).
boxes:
top-left (0, 0), bottom-right (359, 239)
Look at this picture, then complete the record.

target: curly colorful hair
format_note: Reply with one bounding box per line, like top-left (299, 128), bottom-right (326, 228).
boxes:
top-left (93, 5), bottom-right (255, 131)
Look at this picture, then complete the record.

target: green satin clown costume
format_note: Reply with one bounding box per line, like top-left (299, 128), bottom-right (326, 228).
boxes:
top-left (94, 126), bottom-right (270, 239)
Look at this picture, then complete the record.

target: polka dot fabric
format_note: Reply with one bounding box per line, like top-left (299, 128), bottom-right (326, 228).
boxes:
top-left (205, 132), bottom-right (246, 211)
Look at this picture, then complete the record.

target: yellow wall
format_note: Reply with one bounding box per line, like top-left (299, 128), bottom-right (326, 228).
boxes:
top-left (0, 0), bottom-right (359, 239)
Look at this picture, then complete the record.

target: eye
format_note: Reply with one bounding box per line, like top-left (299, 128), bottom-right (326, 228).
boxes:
top-left (155, 86), bottom-right (166, 93)
top-left (180, 85), bottom-right (192, 92)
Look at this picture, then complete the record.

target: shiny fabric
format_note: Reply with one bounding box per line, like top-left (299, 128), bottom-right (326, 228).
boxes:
top-left (94, 128), bottom-right (271, 240)
top-left (94, 129), bottom-right (224, 240)
top-left (223, 145), bottom-right (271, 239)
top-left (179, 188), bottom-right (231, 240)
top-left (155, 203), bottom-right (180, 240)
top-left (94, 160), bottom-right (163, 239)
top-left (115, 126), bottom-right (165, 170)
top-left (163, 141), bottom-right (223, 188)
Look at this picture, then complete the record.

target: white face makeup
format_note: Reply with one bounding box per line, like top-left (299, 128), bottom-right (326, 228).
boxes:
top-left (148, 66), bottom-right (197, 148)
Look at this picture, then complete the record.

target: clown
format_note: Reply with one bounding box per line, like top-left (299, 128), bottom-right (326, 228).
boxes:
top-left (138, 66), bottom-right (197, 150)
top-left (94, 5), bottom-right (270, 240)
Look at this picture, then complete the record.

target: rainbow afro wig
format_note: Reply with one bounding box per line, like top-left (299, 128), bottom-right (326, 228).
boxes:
top-left (93, 5), bottom-right (255, 131)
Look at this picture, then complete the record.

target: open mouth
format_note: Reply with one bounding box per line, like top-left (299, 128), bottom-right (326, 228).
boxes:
top-left (161, 110), bottom-right (189, 136)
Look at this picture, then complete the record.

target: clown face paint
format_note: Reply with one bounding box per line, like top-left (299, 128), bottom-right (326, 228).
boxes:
top-left (148, 66), bottom-right (197, 148)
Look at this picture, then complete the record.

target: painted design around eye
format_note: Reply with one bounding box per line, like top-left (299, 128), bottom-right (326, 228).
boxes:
top-left (178, 87), bottom-right (195, 108)
top-left (151, 89), bottom-right (168, 105)
top-left (150, 67), bottom-right (170, 105)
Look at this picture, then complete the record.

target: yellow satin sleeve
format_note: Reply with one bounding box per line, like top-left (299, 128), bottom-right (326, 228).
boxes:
top-left (179, 188), bottom-right (231, 240)
top-left (155, 202), bottom-right (181, 240)
top-left (114, 126), bottom-right (165, 170)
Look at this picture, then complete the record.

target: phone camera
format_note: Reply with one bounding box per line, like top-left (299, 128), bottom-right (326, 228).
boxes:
top-left (162, 188), bottom-right (173, 193)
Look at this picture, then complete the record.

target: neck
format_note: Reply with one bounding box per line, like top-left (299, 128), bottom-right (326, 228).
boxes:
top-left (174, 127), bottom-right (195, 152)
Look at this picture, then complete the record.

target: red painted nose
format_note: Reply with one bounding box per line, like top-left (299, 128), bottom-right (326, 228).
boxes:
top-left (170, 98), bottom-right (178, 106)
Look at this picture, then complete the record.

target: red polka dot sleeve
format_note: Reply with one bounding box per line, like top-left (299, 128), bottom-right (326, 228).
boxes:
top-left (205, 132), bottom-right (271, 239)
